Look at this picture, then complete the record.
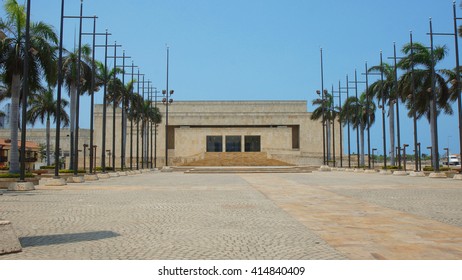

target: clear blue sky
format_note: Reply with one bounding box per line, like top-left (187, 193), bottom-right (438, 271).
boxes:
top-left (2, 0), bottom-right (461, 156)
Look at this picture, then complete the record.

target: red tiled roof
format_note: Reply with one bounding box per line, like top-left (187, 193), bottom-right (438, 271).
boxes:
top-left (0, 138), bottom-right (40, 150)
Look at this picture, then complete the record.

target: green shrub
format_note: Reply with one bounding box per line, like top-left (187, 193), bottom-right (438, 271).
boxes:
top-left (40, 165), bottom-right (55, 169)
top-left (0, 173), bottom-right (34, 178)
top-left (423, 166), bottom-right (452, 172)
top-left (383, 165), bottom-right (399, 170)
top-left (59, 169), bottom-right (86, 174)
top-left (95, 166), bottom-right (113, 172)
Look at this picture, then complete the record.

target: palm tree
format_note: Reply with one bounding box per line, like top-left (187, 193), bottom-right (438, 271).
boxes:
top-left (26, 87), bottom-right (70, 165)
top-left (368, 63), bottom-right (397, 165)
top-left (310, 91), bottom-right (337, 163)
top-left (340, 92), bottom-right (376, 166)
top-left (138, 99), bottom-right (161, 165)
top-left (0, 0), bottom-right (57, 173)
top-left (61, 44), bottom-right (92, 170)
top-left (128, 92), bottom-right (142, 167)
top-left (398, 42), bottom-right (452, 120)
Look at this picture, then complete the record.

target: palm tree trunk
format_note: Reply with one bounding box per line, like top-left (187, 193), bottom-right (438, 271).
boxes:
top-left (69, 83), bottom-right (77, 170)
top-left (388, 103), bottom-right (395, 166)
top-left (46, 115), bottom-right (51, 166)
top-left (9, 74), bottom-right (21, 174)
top-left (360, 123), bottom-right (365, 166)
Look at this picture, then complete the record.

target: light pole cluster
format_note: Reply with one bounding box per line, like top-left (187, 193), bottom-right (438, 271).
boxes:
top-left (26, 0), bottom-right (171, 185)
top-left (318, 2), bottom-right (462, 173)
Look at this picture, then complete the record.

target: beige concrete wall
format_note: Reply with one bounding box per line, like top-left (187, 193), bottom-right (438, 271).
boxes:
top-left (92, 101), bottom-right (339, 166)
top-left (175, 126), bottom-right (292, 160)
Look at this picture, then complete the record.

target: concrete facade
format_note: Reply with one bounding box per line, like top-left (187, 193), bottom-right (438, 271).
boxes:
top-left (94, 100), bottom-right (340, 166)
top-left (0, 100), bottom-right (341, 168)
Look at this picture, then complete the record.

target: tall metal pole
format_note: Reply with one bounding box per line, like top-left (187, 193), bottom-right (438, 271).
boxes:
top-left (320, 48), bottom-right (326, 165)
top-left (129, 62), bottom-right (135, 170)
top-left (165, 46), bottom-right (170, 166)
top-left (73, 0), bottom-right (84, 176)
top-left (346, 74), bottom-right (351, 168)
top-left (100, 30), bottom-right (109, 173)
top-left (429, 18), bottom-right (440, 171)
top-left (141, 75), bottom-right (145, 168)
top-left (410, 31), bottom-right (419, 171)
top-left (365, 62), bottom-right (371, 169)
top-left (89, 16), bottom-right (96, 174)
top-left (120, 50), bottom-right (127, 171)
top-left (338, 80), bottom-right (343, 168)
top-left (20, 0), bottom-right (31, 181)
top-left (54, 0), bottom-right (65, 177)
top-left (381, 51), bottom-right (388, 169)
top-left (150, 87), bottom-right (154, 169)
top-left (112, 41), bottom-right (117, 171)
top-left (354, 69), bottom-right (360, 167)
top-left (136, 68), bottom-right (140, 170)
top-left (393, 42), bottom-right (402, 169)
top-left (154, 89), bottom-right (159, 168)
top-left (453, 1), bottom-right (462, 172)
top-left (331, 84), bottom-right (336, 167)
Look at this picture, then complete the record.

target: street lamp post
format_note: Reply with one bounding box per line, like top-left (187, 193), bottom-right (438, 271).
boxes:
top-left (152, 89), bottom-right (161, 168)
top-left (372, 148), bottom-right (377, 169)
top-left (106, 150), bottom-right (111, 169)
top-left (427, 146), bottom-right (433, 169)
top-left (163, 46), bottom-right (174, 167)
top-left (83, 144), bottom-right (88, 172)
top-left (94, 31), bottom-right (116, 173)
top-left (349, 69), bottom-right (367, 167)
top-left (332, 81), bottom-right (344, 167)
top-left (444, 147), bottom-right (450, 166)
top-left (81, 16), bottom-right (111, 174)
top-left (319, 48), bottom-right (326, 166)
top-left (429, 4), bottom-right (462, 173)
top-left (107, 42), bottom-right (123, 171)
top-left (390, 42), bottom-right (402, 170)
top-left (409, 31), bottom-right (419, 172)
top-left (115, 51), bottom-right (132, 171)
top-left (124, 62), bottom-right (138, 170)
top-left (380, 51), bottom-right (388, 169)
top-left (93, 145), bottom-right (97, 170)
top-left (417, 142), bottom-right (422, 171)
top-left (340, 76), bottom-right (356, 168)
top-left (403, 144), bottom-right (409, 171)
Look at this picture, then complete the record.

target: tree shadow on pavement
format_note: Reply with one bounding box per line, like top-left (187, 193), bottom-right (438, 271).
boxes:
top-left (19, 231), bottom-right (120, 247)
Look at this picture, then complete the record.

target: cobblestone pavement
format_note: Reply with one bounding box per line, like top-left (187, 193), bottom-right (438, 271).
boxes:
top-left (0, 172), bottom-right (344, 260)
top-left (1, 170), bottom-right (461, 260)
top-left (243, 172), bottom-right (462, 259)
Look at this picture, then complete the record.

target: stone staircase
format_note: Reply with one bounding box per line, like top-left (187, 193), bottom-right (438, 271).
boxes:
top-left (180, 152), bottom-right (291, 167)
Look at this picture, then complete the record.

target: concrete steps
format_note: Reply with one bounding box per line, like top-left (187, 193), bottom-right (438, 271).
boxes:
top-left (179, 166), bottom-right (317, 174)
top-left (181, 152), bottom-right (292, 167)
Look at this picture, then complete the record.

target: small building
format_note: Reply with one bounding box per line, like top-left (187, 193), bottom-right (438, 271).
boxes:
top-left (0, 138), bottom-right (40, 170)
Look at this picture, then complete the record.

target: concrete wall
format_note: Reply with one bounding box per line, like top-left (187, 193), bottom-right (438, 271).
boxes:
top-left (0, 100), bottom-right (343, 168)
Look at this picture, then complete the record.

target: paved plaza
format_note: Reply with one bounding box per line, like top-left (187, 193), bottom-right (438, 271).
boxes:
top-left (0, 170), bottom-right (461, 260)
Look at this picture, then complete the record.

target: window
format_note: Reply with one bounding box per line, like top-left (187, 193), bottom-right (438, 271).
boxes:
top-left (245, 136), bottom-right (261, 152)
top-left (206, 136), bottom-right (223, 152)
top-left (226, 136), bottom-right (241, 152)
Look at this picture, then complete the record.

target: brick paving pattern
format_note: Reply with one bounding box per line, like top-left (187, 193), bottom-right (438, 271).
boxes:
top-left (0, 172), bottom-right (344, 260)
top-left (1, 170), bottom-right (461, 260)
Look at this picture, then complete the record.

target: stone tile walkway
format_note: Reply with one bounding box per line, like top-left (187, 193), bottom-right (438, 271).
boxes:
top-left (0, 170), bottom-right (461, 260)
